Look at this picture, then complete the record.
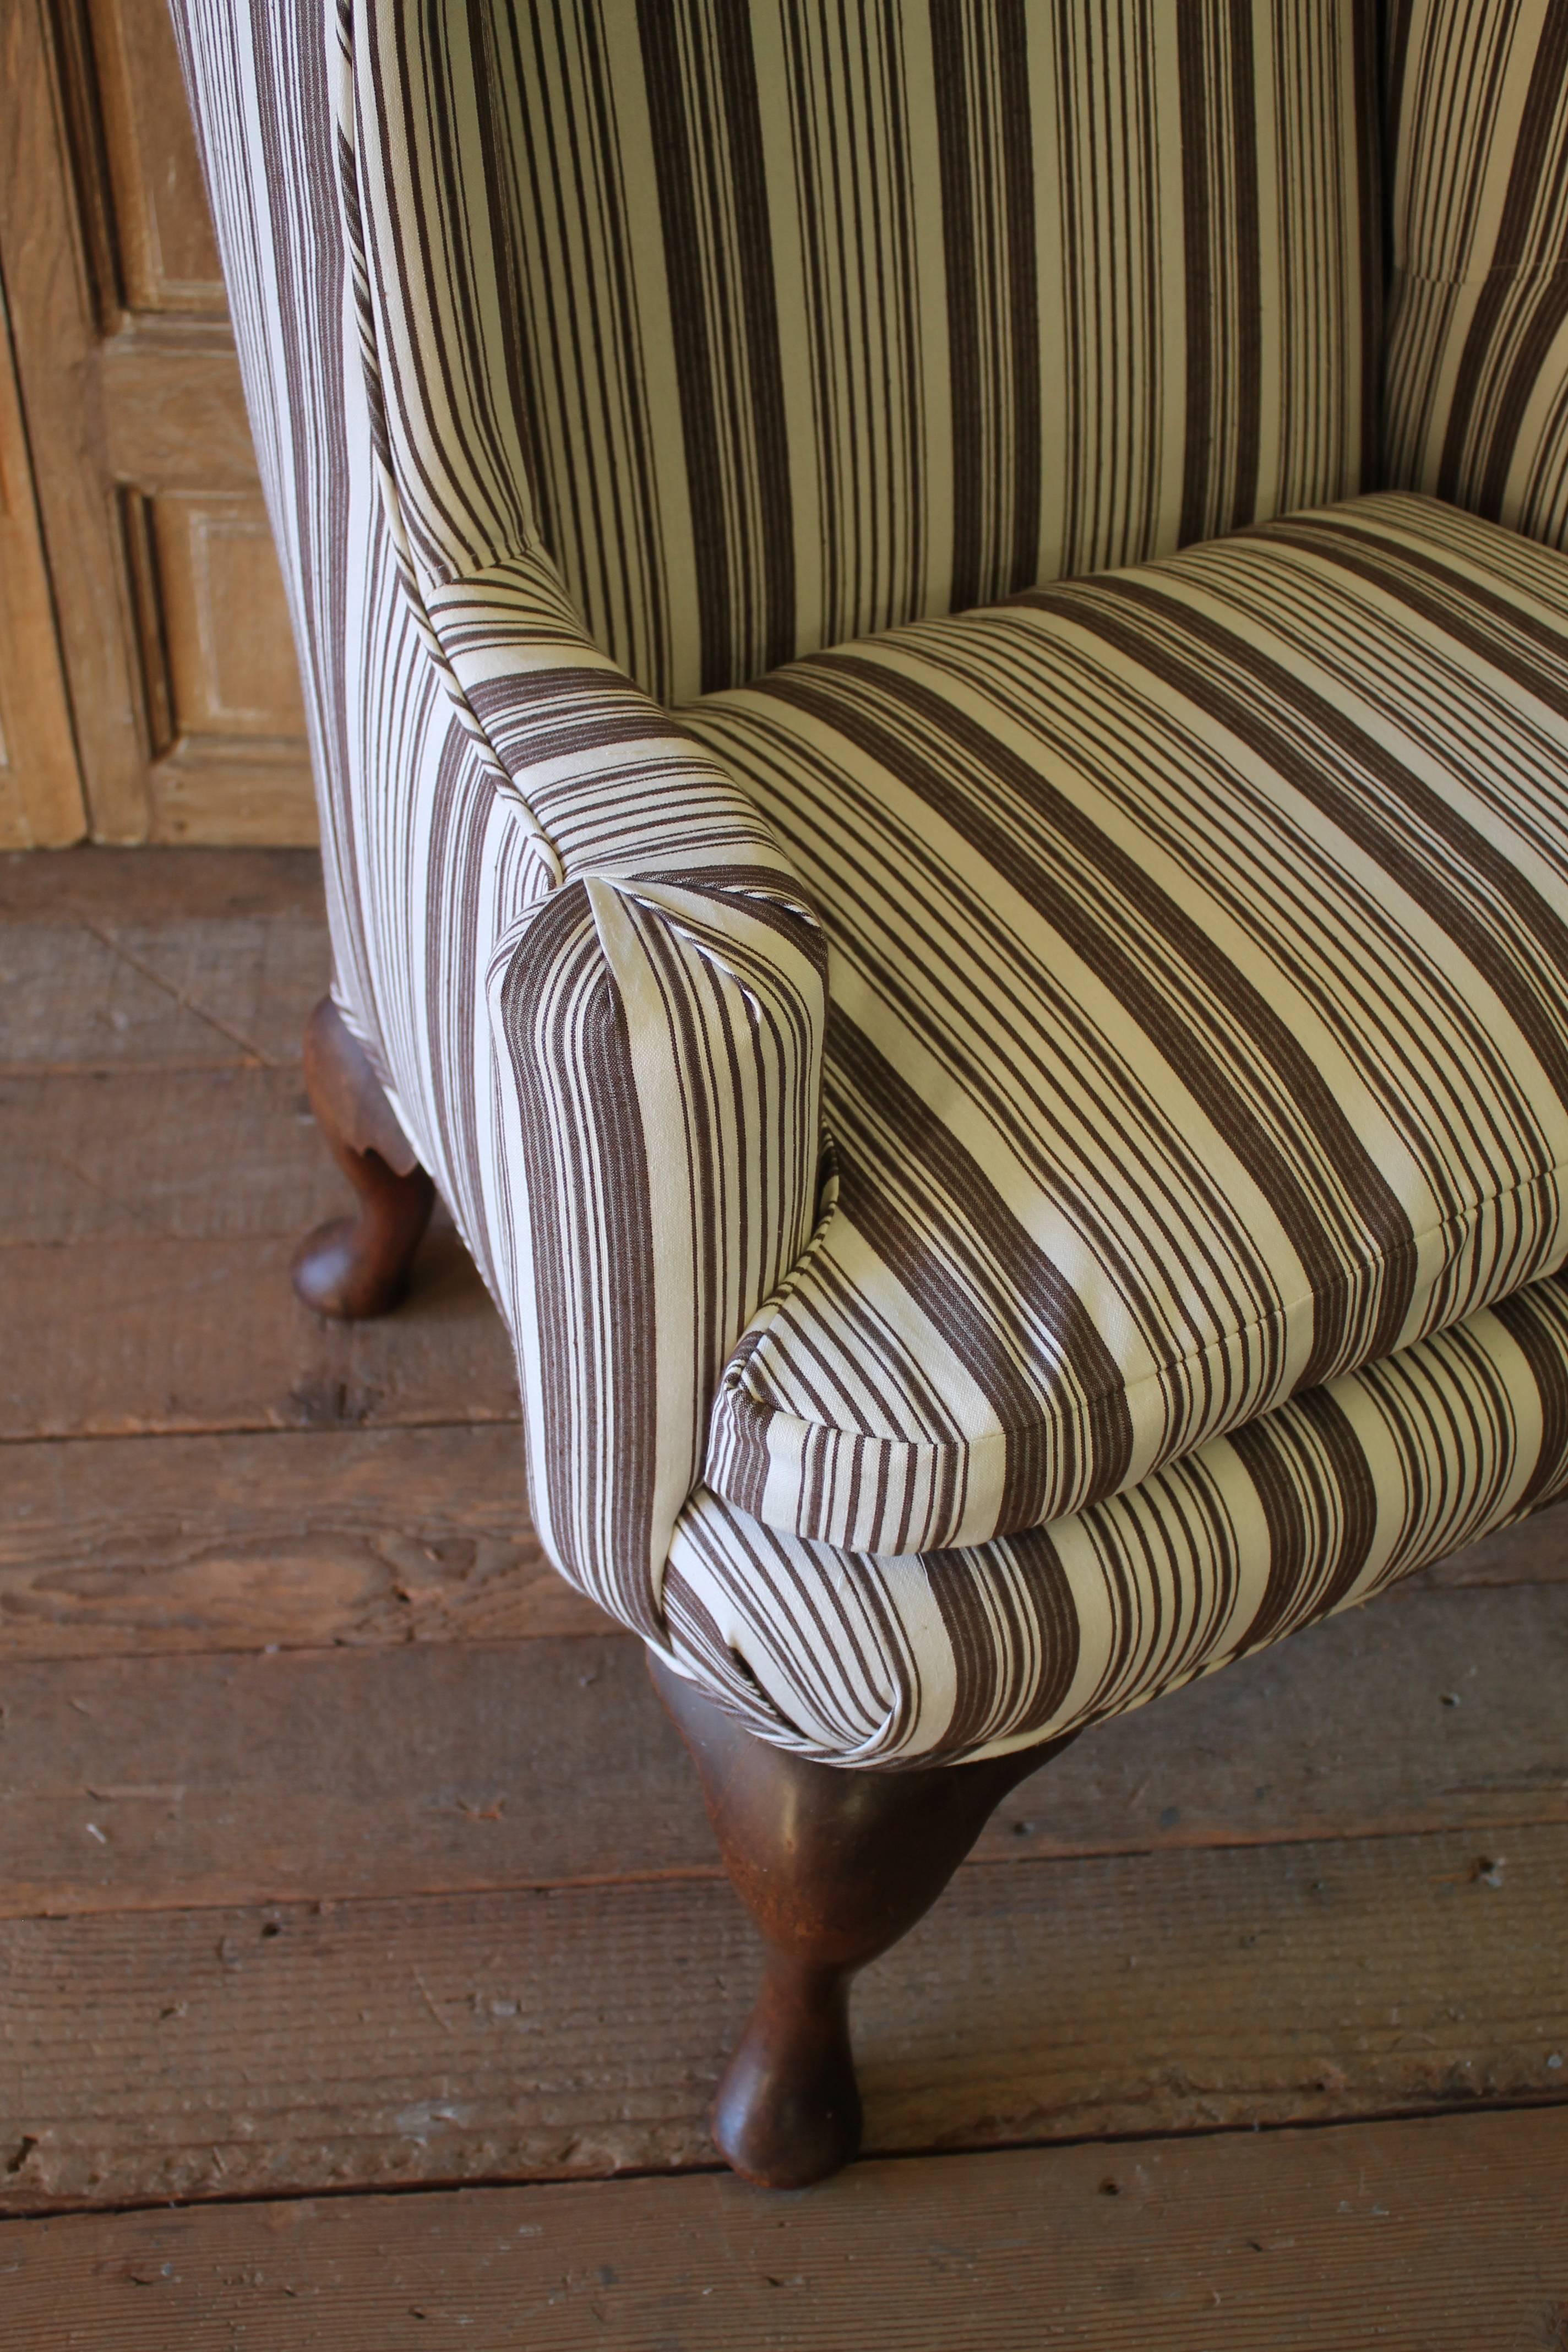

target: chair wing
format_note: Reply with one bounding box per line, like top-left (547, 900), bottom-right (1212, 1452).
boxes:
top-left (1384, 0), bottom-right (1568, 549)
top-left (334, 0), bottom-right (829, 1625)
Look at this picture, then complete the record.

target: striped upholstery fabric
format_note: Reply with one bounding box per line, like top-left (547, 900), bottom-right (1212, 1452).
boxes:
top-left (667, 1267), bottom-right (1568, 1762)
top-left (347, 0), bottom-right (1381, 707)
top-left (1385, 0), bottom-right (1568, 547)
top-left (173, 0), bottom-right (1568, 1767)
top-left (326, 0), bottom-right (1386, 1611)
top-left (692, 493), bottom-right (1568, 1554)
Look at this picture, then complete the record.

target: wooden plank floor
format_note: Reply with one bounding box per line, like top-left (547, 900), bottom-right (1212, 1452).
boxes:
top-left (3, 848), bottom-right (1567, 2343)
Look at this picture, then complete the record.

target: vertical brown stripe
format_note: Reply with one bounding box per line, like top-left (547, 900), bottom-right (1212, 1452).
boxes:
top-left (1382, 0), bottom-right (1414, 183)
top-left (1179, 1), bottom-right (1261, 547)
top-left (1352, 0), bottom-right (1384, 493)
top-left (714, 0), bottom-right (796, 676)
top-left (997, 0), bottom-right (1040, 594)
top-left (1051, 0), bottom-right (1087, 580)
top-left (1177, 9), bottom-right (1216, 548)
top-left (930, 1), bottom-right (984, 615)
top-left (471, 4), bottom-right (541, 526)
top-left (502, 885), bottom-right (661, 1637)
top-left (1438, 7), bottom-right (1568, 509)
top-left (928, 1528), bottom-right (1080, 1754)
top-left (636, 0), bottom-right (739, 692)
top-left (1226, 0), bottom-right (1263, 526)
top-left (932, 0), bottom-right (1041, 609)
top-left (634, 0), bottom-right (796, 690)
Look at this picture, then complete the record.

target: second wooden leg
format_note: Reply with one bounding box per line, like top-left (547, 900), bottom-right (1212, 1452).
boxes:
top-left (291, 995), bottom-right (434, 1320)
top-left (650, 1653), bottom-right (1075, 2189)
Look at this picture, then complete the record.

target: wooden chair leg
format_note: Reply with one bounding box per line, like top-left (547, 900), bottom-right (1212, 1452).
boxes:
top-left (291, 995), bottom-right (434, 1320)
top-left (650, 1653), bottom-right (1077, 2190)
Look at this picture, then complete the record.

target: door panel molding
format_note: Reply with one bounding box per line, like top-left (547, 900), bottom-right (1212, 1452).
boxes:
top-left (85, 0), bottom-right (226, 315)
top-left (0, 275), bottom-right (85, 847)
top-left (0, 0), bottom-right (145, 840)
top-left (0, 0), bottom-right (315, 847)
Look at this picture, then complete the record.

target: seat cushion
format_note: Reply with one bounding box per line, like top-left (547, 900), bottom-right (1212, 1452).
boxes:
top-left (663, 1265), bottom-right (1568, 1765)
top-left (687, 492), bottom-right (1568, 1554)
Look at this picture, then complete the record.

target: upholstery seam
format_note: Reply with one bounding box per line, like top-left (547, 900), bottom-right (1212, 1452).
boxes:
top-left (714, 1162), bottom-right (1568, 1465)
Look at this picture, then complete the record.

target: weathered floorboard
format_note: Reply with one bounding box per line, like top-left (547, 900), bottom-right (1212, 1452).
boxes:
top-left (0, 846), bottom-right (324, 923)
top-left (94, 916), bottom-right (327, 1069)
top-left (1, 1433), bottom-right (1561, 1659)
top-left (0, 1223), bottom-right (517, 1442)
top-left (3, 1584), bottom-right (1566, 1915)
top-left (0, 981), bottom-right (520, 1441)
top-left (0, 916), bottom-right (325, 1073)
top-left (3, 845), bottom-right (1565, 2285)
top-left (0, 1066), bottom-right (338, 1244)
top-left (0, 924), bottom-right (258, 1075)
top-left (0, 849), bottom-right (320, 1070)
top-left (0, 1427), bottom-right (592, 1656)
top-left (3, 1823), bottom-right (1564, 2208)
top-left (6, 2108), bottom-right (1567, 2352)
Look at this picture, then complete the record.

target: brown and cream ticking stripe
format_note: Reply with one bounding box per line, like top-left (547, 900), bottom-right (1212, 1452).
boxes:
top-left (340, 0), bottom-right (1381, 705)
top-left (173, 0), bottom-right (1568, 1766)
top-left (693, 493), bottom-right (1568, 1553)
top-left (1386, 0), bottom-right (1568, 548)
top-left (667, 1266), bottom-right (1568, 1763)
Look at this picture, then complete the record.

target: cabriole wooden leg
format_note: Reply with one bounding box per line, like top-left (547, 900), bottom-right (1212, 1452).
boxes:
top-left (650, 1653), bottom-right (1076, 2190)
top-left (291, 995), bottom-right (434, 1320)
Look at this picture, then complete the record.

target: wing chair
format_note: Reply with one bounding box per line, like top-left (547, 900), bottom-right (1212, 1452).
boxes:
top-left (172, 0), bottom-right (1568, 2186)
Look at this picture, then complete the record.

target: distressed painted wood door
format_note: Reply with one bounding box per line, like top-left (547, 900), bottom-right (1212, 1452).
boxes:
top-left (1, 0), bottom-right (315, 844)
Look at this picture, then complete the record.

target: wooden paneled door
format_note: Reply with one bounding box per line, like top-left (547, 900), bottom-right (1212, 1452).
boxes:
top-left (0, 0), bottom-right (315, 845)
top-left (0, 260), bottom-right (84, 847)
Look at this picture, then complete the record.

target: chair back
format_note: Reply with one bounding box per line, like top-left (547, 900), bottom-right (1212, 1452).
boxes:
top-left (1385, 0), bottom-right (1568, 551)
top-left (350, 2), bottom-right (1382, 706)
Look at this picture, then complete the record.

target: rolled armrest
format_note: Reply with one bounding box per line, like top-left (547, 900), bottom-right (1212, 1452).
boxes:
top-left (486, 843), bottom-right (826, 1630)
top-left (438, 558), bottom-right (828, 1627)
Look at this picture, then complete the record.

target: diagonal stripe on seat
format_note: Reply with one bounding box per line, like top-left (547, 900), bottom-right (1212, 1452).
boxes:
top-left (694, 494), bottom-right (1568, 1554)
